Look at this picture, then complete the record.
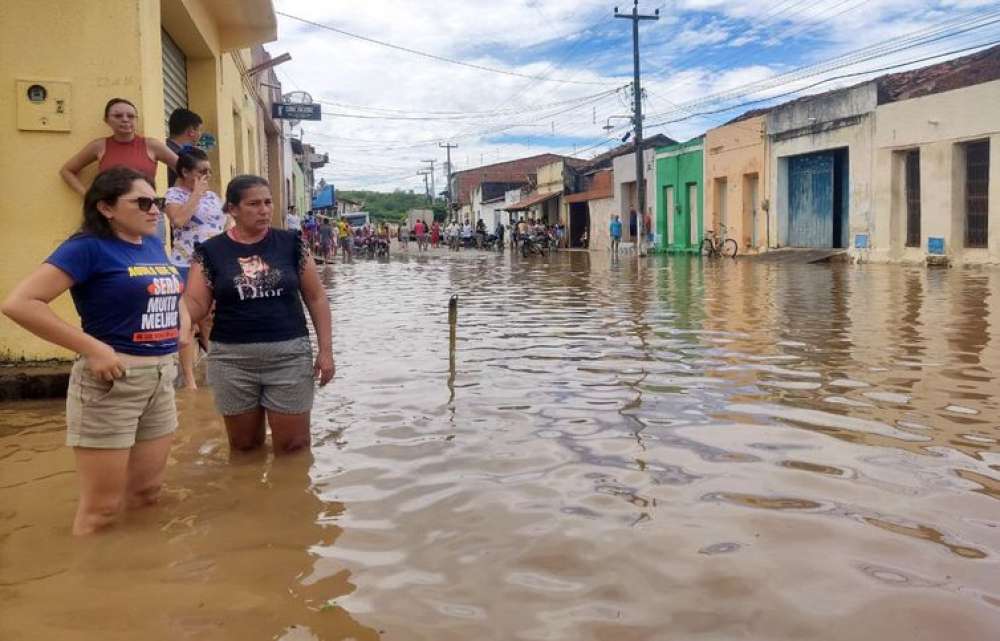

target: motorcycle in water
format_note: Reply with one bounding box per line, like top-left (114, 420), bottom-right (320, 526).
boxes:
top-left (374, 237), bottom-right (390, 258)
top-left (481, 233), bottom-right (503, 251)
top-left (520, 233), bottom-right (550, 257)
top-left (352, 235), bottom-right (375, 259)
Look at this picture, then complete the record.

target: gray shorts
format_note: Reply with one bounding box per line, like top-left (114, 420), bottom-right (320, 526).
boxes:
top-left (206, 336), bottom-right (315, 416)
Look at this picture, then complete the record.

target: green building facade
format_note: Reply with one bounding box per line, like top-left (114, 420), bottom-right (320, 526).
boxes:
top-left (655, 138), bottom-right (704, 252)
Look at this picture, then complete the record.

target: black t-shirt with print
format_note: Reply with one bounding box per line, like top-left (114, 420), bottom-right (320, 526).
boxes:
top-left (194, 229), bottom-right (309, 344)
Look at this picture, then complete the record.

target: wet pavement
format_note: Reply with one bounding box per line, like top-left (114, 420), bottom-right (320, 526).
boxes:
top-left (2, 251), bottom-right (999, 640)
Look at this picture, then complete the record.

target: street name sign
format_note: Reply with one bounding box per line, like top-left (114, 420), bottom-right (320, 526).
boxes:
top-left (272, 103), bottom-right (321, 121)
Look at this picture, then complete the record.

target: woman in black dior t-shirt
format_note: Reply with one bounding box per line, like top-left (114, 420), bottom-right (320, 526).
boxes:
top-left (184, 175), bottom-right (333, 455)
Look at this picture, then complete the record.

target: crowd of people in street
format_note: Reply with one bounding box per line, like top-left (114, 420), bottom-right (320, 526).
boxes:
top-left (287, 206), bottom-right (397, 264)
top-left (1, 99), bottom-right (334, 535)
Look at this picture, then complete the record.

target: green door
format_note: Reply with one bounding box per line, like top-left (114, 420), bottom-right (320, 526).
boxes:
top-left (673, 185), bottom-right (689, 250)
top-left (687, 183), bottom-right (699, 248)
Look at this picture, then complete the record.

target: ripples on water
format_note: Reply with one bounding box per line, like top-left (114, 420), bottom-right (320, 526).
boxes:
top-left (2, 252), bottom-right (999, 640)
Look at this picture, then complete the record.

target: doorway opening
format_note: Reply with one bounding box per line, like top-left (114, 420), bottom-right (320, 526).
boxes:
top-left (569, 202), bottom-right (589, 248)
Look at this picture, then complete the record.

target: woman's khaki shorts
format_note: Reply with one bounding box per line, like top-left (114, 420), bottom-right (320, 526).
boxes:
top-left (66, 355), bottom-right (178, 449)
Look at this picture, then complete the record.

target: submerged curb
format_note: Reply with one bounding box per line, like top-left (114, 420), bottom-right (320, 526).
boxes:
top-left (0, 363), bottom-right (71, 401)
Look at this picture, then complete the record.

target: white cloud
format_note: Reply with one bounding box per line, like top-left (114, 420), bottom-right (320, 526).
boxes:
top-left (269, 0), bottom-right (995, 190)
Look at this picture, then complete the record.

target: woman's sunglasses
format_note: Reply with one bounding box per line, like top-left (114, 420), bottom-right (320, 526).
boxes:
top-left (124, 197), bottom-right (167, 212)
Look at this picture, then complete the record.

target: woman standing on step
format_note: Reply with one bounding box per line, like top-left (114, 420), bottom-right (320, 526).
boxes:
top-left (60, 98), bottom-right (178, 241)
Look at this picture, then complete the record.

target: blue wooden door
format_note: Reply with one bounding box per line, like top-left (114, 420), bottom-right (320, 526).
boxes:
top-left (788, 152), bottom-right (834, 247)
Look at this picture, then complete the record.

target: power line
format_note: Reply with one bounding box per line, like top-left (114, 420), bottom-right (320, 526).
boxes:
top-left (276, 11), bottom-right (618, 86)
top-left (310, 91), bottom-right (623, 153)
top-left (314, 91), bottom-right (613, 117)
top-left (643, 10), bottom-right (1000, 121)
top-left (442, 18), bottom-right (623, 161)
top-left (313, 87), bottom-right (622, 121)
top-left (646, 4), bottom-right (995, 94)
top-left (643, 39), bottom-right (1000, 130)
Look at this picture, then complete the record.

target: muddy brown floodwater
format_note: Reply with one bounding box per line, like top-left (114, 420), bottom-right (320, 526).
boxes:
top-left (2, 252), bottom-right (1000, 641)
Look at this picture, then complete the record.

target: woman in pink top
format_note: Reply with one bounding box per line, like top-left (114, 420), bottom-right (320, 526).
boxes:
top-left (413, 219), bottom-right (428, 251)
top-left (431, 221), bottom-right (441, 248)
top-left (60, 98), bottom-right (177, 196)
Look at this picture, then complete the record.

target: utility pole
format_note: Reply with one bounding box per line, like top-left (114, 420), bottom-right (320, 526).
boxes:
top-left (417, 170), bottom-right (432, 203)
top-left (615, 1), bottom-right (659, 256)
top-left (440, 142), bottom-right (458, 216)
top-left (421, 159), bottom-right (436, 202)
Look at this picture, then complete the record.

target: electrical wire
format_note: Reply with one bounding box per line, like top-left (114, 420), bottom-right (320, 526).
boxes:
top-left (313, 87), bottom-right (622, 121)
top-left (643, 9), bottom-right (1000, 121)
top-left (643, 38), bottom-right (1000, 130)
top-left (276, 10), bottom-right (618, 86)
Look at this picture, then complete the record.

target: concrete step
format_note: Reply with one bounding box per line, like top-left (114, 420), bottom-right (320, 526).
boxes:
top-left (746, 248), bottom-right (848, 264)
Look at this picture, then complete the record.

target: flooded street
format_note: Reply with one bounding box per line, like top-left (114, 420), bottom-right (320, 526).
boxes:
top-left (2, 252), bottom-right (999, 640)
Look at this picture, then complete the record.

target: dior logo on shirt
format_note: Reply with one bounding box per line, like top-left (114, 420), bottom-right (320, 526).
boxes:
top-left (234, 255), bottom-right (284, 301)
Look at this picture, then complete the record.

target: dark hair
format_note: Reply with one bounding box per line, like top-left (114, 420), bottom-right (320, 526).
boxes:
top-left (80, 167), bottom-right (152, 237)
top-left (103, 98), bottom-right (137, 119)
top-left (175, 147), bottom-right (209, 180)
top-left (168, 108), bottom-right (203, 136)
top-left (225, 175), bottom-right (270, 207)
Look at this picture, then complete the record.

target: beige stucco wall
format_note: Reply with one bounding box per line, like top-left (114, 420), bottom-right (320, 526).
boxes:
top-left (704, 115), bottom-right (769, 252)
top-left (769, 118), bottom-right (876, 254)
top-left (612, 148), bottom-right (656, 243)
top-left (536, 160), bottom-right (566, 226)
top-left (536, 161), bottom-right (564, 195)
top-left (768, 83), bottom-right (876, 256)
top-left (873, 80), bottom-right (1000, 264)
top-left (587, 197), bottom-right (617, 252)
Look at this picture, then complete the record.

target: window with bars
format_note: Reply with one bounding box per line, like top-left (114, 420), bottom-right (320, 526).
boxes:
top-left (905, 150), bottom-right (921, 248)
top-left (965, 140), bottom-right (989, 249)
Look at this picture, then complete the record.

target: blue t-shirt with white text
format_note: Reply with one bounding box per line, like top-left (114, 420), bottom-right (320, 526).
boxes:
top-left (46, 234), bottom-right (181, 356)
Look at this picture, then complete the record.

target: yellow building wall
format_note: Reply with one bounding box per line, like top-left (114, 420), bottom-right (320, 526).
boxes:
top-left (536, 161), bottom-right (564, 195)
top-left (704, 115), bottom-right (769, 252)
top-left (0, 0), bottom-right (154, 360)
top-left (0, 0), bottom-right (271, 361)
top-left (536, 160), bottom-right (567, 228)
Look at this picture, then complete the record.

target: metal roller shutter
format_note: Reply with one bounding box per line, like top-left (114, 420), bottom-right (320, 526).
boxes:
top-left (161, 30), bottom-right (188, 129)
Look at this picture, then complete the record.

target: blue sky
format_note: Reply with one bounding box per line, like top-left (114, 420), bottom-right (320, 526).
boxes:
top-left (271, 0), bottom-right (1000, 191)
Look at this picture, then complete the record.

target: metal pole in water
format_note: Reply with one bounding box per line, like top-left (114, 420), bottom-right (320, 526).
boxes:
top-left (448, 294), bottom-right (458, 392)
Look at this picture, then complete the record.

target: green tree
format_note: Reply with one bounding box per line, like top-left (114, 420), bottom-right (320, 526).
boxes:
top-left (338, 190), bottom-right (444, 223)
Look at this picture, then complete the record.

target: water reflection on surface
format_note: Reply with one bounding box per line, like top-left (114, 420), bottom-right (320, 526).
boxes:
top-left (2, 252), bottom-right (999, 640)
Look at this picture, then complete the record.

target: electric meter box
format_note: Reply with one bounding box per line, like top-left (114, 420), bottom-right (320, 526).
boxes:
top-left (16, 79), bottom-right (71, 132)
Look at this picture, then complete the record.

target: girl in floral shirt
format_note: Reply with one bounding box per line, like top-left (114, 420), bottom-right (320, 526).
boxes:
top-left (164, 148), bottom-right (226, 388)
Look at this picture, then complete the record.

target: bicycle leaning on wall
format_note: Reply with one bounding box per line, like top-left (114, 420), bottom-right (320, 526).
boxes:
top-left (700, 224), bottom-right (739, 258)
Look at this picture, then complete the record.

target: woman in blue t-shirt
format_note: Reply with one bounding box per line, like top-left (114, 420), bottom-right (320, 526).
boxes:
top-left (2, 167), bottom-right (189, 535)
top-left (183, 175), bottom-right (334, 456)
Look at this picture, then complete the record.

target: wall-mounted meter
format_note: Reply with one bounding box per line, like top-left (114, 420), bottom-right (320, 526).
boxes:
top-left (26, 84), bottom-right (48, 103)
top-left (16, 79), bottom-right (71, 132)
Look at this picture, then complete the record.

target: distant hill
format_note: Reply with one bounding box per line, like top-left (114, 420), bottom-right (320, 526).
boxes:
top-left (338, 189), bottom-right (445, 222)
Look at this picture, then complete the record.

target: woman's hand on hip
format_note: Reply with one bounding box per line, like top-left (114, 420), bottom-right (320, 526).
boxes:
top-left (85, 343), bottom-right (127, 381)
top-left (315, 350), bottom-right (335, 386)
